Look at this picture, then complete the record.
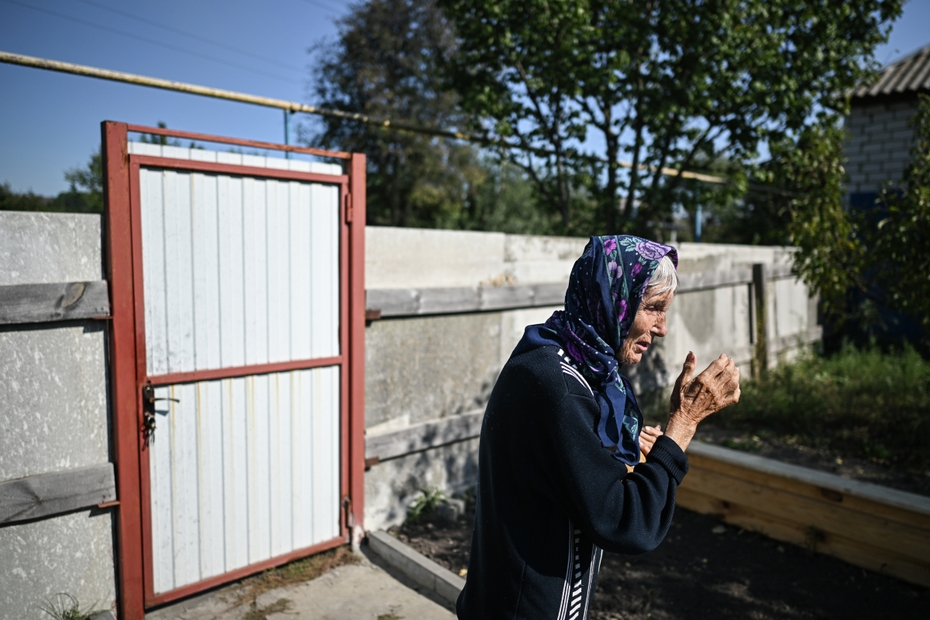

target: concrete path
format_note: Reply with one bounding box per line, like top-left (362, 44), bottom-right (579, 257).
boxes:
top-left (146, 549), bottom-right (456, 620)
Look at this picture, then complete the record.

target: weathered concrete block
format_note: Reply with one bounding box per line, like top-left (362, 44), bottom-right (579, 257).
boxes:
top-left (0, 323), bottom-right (109, 482)
top-left (0, 212), bottom-right (102, 285)
top-left (0, 510), bottom-right (117, 620)
top-left (365, 313), bottom-right (503, 428)
top-left (366, 227), bottom-right (507, 289)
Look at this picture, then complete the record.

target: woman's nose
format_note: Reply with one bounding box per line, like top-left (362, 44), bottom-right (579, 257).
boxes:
top-left (653, 314), bottom-right (668, 337)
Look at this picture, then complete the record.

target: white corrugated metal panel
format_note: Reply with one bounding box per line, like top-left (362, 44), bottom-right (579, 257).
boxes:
top-left (149, 366), bottom-right (341, 595)
top-left (127, 142), bottom-right (344, 176)
top-left (139, 167), bottom-right (341, 375)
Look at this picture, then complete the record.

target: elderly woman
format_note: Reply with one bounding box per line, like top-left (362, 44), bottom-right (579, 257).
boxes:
top-left (456, 235), bottom-right (741, 619)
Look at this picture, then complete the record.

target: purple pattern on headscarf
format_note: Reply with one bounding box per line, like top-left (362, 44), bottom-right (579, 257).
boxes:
top-left (513, 235), bottom-right (678, 465)
top-left (635, 240), bottom-right (668, 261)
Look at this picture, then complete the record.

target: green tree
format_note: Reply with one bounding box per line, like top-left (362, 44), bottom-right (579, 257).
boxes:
top-left (306, 0), bottom-right (488, 228)
top-left (783, 95), bottom-right (930, 335)
top-left (1, 147), bottom-right (103, 214)
top-left (873, 95), bottom-right (930, 324)
top-left (62, 147), bottom-right (104, 213)
top-left (438, 0), bottom-right (903, 236)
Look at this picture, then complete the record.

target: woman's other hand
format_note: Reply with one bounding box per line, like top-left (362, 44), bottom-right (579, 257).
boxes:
top-left (639, 425), bottom-right (663, 457)
top-left (665, 352), bottom-right (741, 451)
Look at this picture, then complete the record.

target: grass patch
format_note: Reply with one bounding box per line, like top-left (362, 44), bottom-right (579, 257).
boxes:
top-left (39, 594), bottom-right (106, 620)
top-left (230, 545), bottom-right (359, 609)
top-left (705, 344), bottom-right (930, 470)
top-left (242, 598), bottom-right (291, 620)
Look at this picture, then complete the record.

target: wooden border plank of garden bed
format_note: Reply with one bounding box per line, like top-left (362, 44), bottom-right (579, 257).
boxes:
top-left (0, 463), bottom-right (116, 525)
top-left (678, 441), bottom-right (930, 587)
top-left (0, 281), bottom-right (110, 325)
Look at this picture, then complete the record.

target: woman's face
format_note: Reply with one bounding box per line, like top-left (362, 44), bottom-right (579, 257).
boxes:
top-left (618, 286), bottom-right (674, 365)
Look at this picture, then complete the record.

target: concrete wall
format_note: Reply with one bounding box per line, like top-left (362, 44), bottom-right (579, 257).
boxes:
top-left (845, 98), bottom-right (919, 194)
top-left (0, 213), bottom-right (819, 606)
top-left (362, 228), bottom-right (818, 531)
top-left (0, 212), bottom-right (117, 618)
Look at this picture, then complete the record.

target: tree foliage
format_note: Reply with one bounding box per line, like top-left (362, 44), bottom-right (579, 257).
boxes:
top-left (438, 0), bottom-right (903, 236)
top-left (306, 0), bottom-right (481, 228)
top-left (1, 148), bottom-right (103, 214)
top-left (873, 94), bottom-right (930, 324)
top-left (784, 95), bottom-right (930, 335)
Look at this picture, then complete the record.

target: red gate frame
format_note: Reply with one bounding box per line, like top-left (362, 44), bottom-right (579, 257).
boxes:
top-left (102, 121), bottom-right (366, 619)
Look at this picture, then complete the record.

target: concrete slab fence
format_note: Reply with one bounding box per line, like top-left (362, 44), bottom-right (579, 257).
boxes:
top-left (2, 213), bottom-right (823, 616)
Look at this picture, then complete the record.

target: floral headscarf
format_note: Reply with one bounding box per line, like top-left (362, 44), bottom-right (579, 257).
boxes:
top-left (515, 235), bottom-right (678, 465)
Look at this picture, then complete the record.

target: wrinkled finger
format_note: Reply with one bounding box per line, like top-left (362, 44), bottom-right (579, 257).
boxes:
top-left (703, 353), bottom-right (732, 377)
top-left (713, 354), bottom-right (737, 379)
top-left (675, 352), bottom-right (697, 388)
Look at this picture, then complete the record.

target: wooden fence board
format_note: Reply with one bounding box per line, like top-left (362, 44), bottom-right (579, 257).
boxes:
top-left (367, 284), bottom-right (565, 318)
top-left (366, 410), bottom-right (484, 461)
top-left (677, 267), bottom-right (753, 293)
top-left (0, 463), bottom-right (116, 525)
top-left (0, 281), bottom-right (110, 325)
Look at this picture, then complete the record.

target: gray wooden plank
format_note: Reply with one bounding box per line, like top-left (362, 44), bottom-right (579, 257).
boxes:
top-left (530, 282), bottom-right (566, 306)
top-left (417, 287), bottom-right (481, 314)
top-left (366, 288), bottom-right (421, 317)
top-left (677, 267), bottom-right (753, 293)
top-left (366, 265), bottom-right (800, 319)
top-left (370, 284), bottom-right (566, 317)
top-left (0, 463), bottom-right (116, 525)
top-left (366, 410), bottom-right (484, 461)
top-left (0, 281), bottom-right (110, 325)
top-left (480, 285), bottom-right (535, 311)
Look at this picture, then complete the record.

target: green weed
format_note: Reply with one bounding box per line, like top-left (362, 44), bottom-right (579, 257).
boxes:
top-left (39, 594), bottom-right (106, 620)
top-left (406, 486), bottom-right (446, 523)
top-left (230, 545), bottom-right (359, 609)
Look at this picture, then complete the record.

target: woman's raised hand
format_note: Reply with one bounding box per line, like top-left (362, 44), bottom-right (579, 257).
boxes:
top-left (664, 352), bottom-right (741, 452)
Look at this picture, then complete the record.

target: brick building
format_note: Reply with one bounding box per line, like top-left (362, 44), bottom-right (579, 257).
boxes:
top-left (844, 42), bottom-right (930, 208)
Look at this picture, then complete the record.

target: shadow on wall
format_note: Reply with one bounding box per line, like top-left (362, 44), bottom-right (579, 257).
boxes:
top-left (365, 437), bottom-right (480, 531)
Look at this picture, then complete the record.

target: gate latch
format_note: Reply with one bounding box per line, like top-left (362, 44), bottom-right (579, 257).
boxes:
top-left (142, 384), bottom-right (179, 440)
top-left (342, 495), bottom-right (354, 529)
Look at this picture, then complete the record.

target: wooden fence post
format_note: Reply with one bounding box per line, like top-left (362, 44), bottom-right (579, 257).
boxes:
top-left (752, 263), bottom-right (768, 378)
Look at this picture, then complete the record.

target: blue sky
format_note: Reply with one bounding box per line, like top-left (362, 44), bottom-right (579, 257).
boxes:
top-left (2, 0), bottom-right (929, 196)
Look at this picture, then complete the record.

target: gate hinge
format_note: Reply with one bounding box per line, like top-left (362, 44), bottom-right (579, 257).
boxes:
top-left (344, 193), bottom-right (353, 223)
top-left (342, 495), bottom-right (354, 529)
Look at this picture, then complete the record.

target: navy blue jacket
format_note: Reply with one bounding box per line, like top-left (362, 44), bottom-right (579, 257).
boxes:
top-left (457, 345), bottom-right (689, 620)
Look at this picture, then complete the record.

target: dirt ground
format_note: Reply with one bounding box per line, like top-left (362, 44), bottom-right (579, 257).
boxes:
top-left (389, 434), bottom-right (930, 620)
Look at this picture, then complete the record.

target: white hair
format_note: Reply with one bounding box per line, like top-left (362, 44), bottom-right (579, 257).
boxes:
top-left (647, 255), bottom-right (678, 295)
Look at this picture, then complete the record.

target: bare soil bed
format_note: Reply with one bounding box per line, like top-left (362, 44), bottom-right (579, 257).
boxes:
top-left (696, 426), bottom-right (930, 498)
top-left (389, 436), bottom-right (930, 620)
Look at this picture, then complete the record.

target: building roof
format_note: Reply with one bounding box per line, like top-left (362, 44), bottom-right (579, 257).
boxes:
top-left (852, 43), bottom-right (930, 100)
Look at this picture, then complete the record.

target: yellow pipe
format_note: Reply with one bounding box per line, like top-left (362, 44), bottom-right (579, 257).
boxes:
top-left (0, 50), bottom-right (727, 184)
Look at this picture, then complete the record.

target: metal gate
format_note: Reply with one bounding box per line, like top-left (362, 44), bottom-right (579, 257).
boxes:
top-left (103, 122), bottom-right (366, 617)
